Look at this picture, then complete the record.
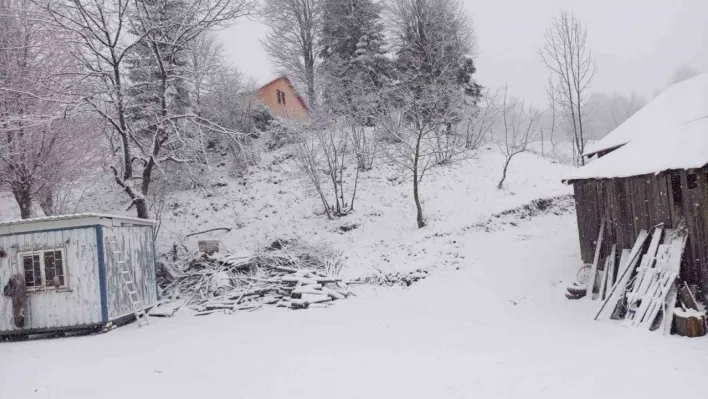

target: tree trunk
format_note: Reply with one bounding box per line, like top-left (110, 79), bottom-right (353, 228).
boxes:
top-left (305, 52), bottom-right (316, 109)
top-left (413, 175), bottom-right (424, 228)
top-left (350, 161), bottom-right (360, 212)
top-left (413, 129), bottom-right (425, 228)
top-left (12, 183), bottom-right (32, 219)
top-left (38, 186), bottom-right (55, 216)
top-left (497, 157), bottom-right (511, 189)
top-left (134, 197), bottom-right (149, 219)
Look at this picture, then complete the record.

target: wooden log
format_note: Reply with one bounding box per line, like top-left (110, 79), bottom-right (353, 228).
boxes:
top-left (281, 276), bottom-right (319, 285)
top-left (292, 287), bottom-right (325, 296)
top-left (674, 309), bottom-right (707, 337)
top-left (300, 293), bottom-right (332, 304)
top-left (595, 270), bottom-right (605, 301)
top-left (606, 245), bottom-right (617, 289)
top-left (315, 277), bottom-right (344, 283)
top-left (586, 219), bottom-right (607, 299)
top-left (661, 232), bottom-right (687, 334)
top-left (618, 249), bottom-right (631, 277)
top-left (290, 300), bottom-right (310, 309)
top-left (230, 282), bottom-right (253, 311)
top-left (300, 283), bottom-right (323, 289)
top-left (663, 283), bottom-right (679, 335)
top-left (194, 310), bottom-right (219, 316)
top-left (335, 288), bottom-right (353, 297)
top-left (598, 258), bottom-right (609, 301)
top-left (321, 287), bottom-right (346, 300)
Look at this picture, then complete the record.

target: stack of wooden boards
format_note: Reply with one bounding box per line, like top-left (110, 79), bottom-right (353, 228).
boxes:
top-left (195, 268), bottom-right (353, 315)
top-left (154, 239), bottom-right (352, 316)
top-left (581, 224), bottom-right (704, 335)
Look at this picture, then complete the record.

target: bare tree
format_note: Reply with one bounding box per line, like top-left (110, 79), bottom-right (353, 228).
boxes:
top-left (260, 0), bottom-right (321, 108)
top-left (35, 115), bottom-right (103, 216)
top-left (381, 0), bottom-right (480, 228)
top-left (497, 86), bottom-right (542, 189)
top-left (540, 11), bottom-right (595, 166)
top-left (296, 131), bottom-right (332, 219)
top-left (544, 77), bottom-right (559, 158)
top-left (0, 0), bottom-right (90, 218)
top-left (379, 84), bottom-right (460, 228)
top-left (296, 116), bottom-right (363, 218)
top-left (463, 87), bottom-right (500, 149)
top-left (189, 32), bottom-right (232, 117)
top-left (47, 0), bottom-right (255, 219)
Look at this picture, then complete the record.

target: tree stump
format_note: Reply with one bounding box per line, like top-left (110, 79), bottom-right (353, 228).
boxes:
top-left (674, 309), bottom-right (707, 338)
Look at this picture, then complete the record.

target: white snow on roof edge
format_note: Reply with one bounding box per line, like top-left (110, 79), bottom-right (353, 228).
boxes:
top-left (583, 73), bottom-right (708, 156)
top-left (564, 117), bottom-right (708, 182)
top-left (0, 213), bottom-right (156, 228)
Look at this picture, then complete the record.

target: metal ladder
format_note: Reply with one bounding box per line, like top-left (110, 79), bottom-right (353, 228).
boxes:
top-left (106, 238), bottom-right (149, 327)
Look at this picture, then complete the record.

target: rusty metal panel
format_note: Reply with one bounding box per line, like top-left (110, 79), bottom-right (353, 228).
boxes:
top-left (104, 225), bottom-right (157, 320)
top-left (0, 227), bottom-right (102, 333)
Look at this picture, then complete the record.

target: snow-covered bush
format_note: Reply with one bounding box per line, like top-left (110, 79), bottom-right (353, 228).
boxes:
top-left (250, 102), bottom-right (274, 133)
top-left (265, 119), bottom-right (302, 151)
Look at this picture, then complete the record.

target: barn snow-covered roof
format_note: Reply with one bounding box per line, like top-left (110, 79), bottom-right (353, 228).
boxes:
top-left (583, 72), bottom-right (708, 157)
top-left (564, 116), bottom-right (708, 182)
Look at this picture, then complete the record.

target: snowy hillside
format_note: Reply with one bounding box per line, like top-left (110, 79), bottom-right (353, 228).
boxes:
top-left (0, 144), bottom-right (572, 278)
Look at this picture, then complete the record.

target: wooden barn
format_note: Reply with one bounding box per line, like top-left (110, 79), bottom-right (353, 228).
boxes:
top-left (0, 214), bottom-right (157, 337)
top-left (564, 73), bottom-right (708, 305)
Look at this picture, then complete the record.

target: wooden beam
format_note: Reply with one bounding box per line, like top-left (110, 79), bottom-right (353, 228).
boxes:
top-left (596, 229), bottom-right (650, 321)
top-left (586, 219), bottom-right (607, 299)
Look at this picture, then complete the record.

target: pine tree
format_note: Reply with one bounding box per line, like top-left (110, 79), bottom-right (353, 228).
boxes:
top-left (393, 0), bottom-right (481, 114)
top-left (319, 0), bottom-right (390, 120)
top-left (126, 0), bottom-right (194, 135)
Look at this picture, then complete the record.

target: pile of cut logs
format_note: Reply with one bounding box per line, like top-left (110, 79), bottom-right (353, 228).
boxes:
top-left (155, 240), bottom-right (352, 316)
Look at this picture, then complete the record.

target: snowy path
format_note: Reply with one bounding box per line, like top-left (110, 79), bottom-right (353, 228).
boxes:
top-left (1, 213), bottom-right (707, 399)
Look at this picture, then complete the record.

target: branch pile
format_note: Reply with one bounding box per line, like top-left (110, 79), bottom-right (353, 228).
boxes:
top-left (351, 269), bottom-right (429, 287)
top-left (157, 240), bottom-right (352, 315)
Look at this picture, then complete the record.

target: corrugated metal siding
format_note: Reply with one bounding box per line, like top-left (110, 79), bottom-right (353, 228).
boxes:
top-left (104, 225), bottom-right (157, 320)
top-left (0, 227), bottom-right (102, 332)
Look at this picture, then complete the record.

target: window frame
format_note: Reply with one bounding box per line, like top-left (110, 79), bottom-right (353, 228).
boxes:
top-left (18, 248), bottom-right (68, 292)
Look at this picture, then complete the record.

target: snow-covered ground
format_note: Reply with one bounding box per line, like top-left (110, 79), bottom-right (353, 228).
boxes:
top-left (2, 144), bottom-right (707, 398)
top-left (2, 211), bottom-right (707, 399)
top-left (1, 145), bottom-right (572, 278)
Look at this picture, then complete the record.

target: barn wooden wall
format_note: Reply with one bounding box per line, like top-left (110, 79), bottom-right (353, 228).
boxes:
top-left (572, 167), bottom-right (708, 295)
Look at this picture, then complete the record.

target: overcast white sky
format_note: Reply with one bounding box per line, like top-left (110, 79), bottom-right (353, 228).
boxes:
top-left (218, 0), bottom-right (708, 105)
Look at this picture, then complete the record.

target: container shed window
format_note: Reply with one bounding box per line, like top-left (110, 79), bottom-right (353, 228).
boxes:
top-left (20, 249), bottom-right (66, 291)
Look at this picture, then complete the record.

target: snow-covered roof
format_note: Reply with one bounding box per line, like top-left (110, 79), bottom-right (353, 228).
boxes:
top-left (564, 117), bottom-right (708, 182)
top-left (583, 73), bottom-right (708, 156)
top-left (0, 213), bottom-right (155, 235)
